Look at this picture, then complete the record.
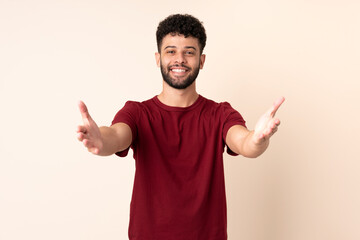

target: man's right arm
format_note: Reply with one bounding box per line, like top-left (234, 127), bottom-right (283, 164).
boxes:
top-left (76, 101), bottom-right (132, 156)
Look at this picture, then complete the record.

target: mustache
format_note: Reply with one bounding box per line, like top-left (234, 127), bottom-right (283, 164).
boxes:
top-left (168, 64), bottom-right (191, 70)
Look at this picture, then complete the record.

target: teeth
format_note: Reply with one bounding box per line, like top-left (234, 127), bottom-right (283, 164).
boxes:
top-left (172, 69), bottom-right (186, 73)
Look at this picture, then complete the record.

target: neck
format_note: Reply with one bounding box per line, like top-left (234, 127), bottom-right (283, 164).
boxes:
top-left (157, 81), bottom-right (199, 107)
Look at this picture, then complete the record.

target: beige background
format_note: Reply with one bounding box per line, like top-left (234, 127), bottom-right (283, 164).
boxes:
top-left (1, 0), bottom-right (359, 239)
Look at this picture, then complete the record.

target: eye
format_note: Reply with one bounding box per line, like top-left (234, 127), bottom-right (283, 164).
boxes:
top-left (185, 51), bottom-right (195, 55)
top-left (166, 50), bottom-right (175, 54)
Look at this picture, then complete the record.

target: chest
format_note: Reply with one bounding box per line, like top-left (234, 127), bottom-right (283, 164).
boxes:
top-left (134, 111), bottom-right (225, 158)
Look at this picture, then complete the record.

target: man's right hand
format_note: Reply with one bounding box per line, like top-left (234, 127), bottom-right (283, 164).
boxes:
top-left (77, 101), bottom-right (104, 155)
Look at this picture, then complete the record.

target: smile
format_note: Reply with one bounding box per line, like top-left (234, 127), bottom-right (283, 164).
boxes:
top-left (171, 69), bottom-right (187, 73)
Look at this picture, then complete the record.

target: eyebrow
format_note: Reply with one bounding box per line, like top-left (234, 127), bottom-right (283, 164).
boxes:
top-left (164, 46), bottom-right (197, 50)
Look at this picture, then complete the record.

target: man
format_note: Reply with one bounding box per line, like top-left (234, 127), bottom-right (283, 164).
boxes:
top-left (77, 14), bottom-right (284, 240)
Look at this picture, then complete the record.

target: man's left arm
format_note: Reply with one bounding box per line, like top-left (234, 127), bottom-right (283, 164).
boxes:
top-left (226, 97), bottom-right (285, 158)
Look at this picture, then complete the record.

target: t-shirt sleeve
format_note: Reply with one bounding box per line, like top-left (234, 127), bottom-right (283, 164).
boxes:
top-left (111, 101), bottom-right (139, 157)
top-left (220, 102), bottom-right (247, 156)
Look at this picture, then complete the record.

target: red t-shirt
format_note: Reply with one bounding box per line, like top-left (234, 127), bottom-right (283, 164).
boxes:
top-left (112, 95), bottom-right (246, 240)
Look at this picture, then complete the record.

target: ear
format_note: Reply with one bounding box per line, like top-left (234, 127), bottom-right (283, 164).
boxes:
top-left (155, 52), bottom-right (161, 67)
top-left (200, 54), bottom-right (206, 69)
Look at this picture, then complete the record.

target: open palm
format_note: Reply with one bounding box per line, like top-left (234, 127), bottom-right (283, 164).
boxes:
top-left (253, 97), bottom-right (285, 144)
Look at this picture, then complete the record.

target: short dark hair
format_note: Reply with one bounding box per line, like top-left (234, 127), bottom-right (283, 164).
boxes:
top-left (156, 14), bottom-right (207, 54)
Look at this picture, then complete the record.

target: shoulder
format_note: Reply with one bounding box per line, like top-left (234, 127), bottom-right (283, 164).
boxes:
top-left (112, 97), bottom-right (156, 124)
top-left (119, 96), bottom-right (157, 112)
top-left (201, 96), bottom-right (238, 114)
top-left (201, 95), bottom-right (246, 126)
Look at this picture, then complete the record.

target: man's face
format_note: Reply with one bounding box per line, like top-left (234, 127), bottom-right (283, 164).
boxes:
top-left (155, 34), bottom-right (205, 89)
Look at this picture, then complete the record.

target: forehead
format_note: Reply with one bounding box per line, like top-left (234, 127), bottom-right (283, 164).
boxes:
top-left (161, 33), bottom-right (200, 50)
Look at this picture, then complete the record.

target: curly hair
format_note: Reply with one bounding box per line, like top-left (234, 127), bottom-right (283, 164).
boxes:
top-left (156, 14), bottom-right (207, 54)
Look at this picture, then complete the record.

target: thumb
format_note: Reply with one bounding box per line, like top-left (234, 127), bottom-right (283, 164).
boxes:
top-left (268, 96), bottom-right (285, 117)
top-left (78, 100), bottom-right (92, 123)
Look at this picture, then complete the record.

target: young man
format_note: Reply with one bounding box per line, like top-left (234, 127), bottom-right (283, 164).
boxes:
top-left (77, 14), bottom-right (284, 240)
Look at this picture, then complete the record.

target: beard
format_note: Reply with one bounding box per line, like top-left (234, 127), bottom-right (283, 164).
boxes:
top-left (160, 61), bottom-right (200, 90)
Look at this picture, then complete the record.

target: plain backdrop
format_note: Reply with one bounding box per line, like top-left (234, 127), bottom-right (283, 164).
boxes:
top-left (1, 0), bottom-right (359, 239)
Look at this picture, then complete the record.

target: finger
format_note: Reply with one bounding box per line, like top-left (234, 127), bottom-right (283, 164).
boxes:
top-left (271, 119), bottom-right (281, 131)
top-left (271, 118), bottom-right (281, 128)
top-left (77, 132), bottom-right (87, 141)
top-left (269, 128), bottom-right (278, 137)
top-left (269, 96), bottom-right (285, 117)
top-left (263, 119), bottom-right (279, 135)
top-left (84, 142), bottom-right (100, 155)
top-left (83, 139), bottom-right (96, 149)
top-left (76, 125), bottom-right (87, 134)
top-left (90, 147), bottom-right (100, 155)
top-left (275, 119), bottom-right (281, 126)
top-left (262, 127), bottom-right (277, 139)
top-left (77, 128), bottom-right (91, 141)
top-left (255, 132), bottom-right (266, 142)
top-left (272, 128), bottom-right (278, 134)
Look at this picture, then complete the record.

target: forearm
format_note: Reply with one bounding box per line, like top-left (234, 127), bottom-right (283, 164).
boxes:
top-left (227, 126), bottom-right (269, 158)
top-left (97, 127), bottom-right (119, 156)
top-left (98, 124), bottom-right (132, 156)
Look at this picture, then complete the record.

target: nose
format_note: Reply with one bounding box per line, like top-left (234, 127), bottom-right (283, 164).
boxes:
top-left (174, 52), bottom-right (186, 64)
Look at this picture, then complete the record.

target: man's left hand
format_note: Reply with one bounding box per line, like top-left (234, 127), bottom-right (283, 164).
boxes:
top-left (253, 97), bottom-right (285, 144)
